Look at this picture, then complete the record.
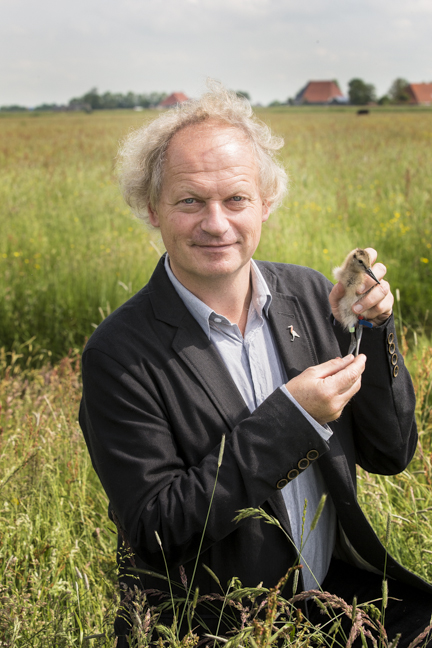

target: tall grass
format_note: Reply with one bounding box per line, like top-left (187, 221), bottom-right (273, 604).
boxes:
top-left (1, 341), bottom-right (432, 646)
top-left (1, 109), bottom-right (431, 362)
top-left (0, 352), bottom-right (117, 646)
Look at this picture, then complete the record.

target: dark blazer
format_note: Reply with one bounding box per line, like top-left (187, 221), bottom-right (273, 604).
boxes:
top-left (79, 256), bottom-right (431, 631)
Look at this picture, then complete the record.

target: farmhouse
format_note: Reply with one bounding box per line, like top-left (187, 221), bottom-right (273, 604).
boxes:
top-left (295, 80), bottom-right (346, 105)
top-left (406, 83), bottom-right (432, 106)
top-left (159, 92), bottom-right (189, 108)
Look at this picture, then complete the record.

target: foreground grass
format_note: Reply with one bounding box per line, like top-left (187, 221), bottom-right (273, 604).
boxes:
top-left (1, 336), bottom-right (432, 646)
top-left (1, 109), bottom-right (432, 363)
top-left (0, 352), bottom-right (117, 646)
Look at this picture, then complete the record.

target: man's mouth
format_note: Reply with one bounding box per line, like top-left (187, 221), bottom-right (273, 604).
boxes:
top-left (193, 242), bottom-right (237, 248)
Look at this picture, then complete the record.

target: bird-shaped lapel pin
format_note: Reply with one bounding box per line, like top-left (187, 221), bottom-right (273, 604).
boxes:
top-left (288, 325), bottom-right (300, 342)
top-left (333, 248), bottom-right (381, 356)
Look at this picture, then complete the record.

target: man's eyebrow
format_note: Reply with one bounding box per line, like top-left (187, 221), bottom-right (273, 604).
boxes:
top-left (173, 181), bottom-right (256, 198)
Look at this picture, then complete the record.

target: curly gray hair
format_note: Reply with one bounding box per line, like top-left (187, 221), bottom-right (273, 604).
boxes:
top-left (117, 81), bottom-right (288, 225)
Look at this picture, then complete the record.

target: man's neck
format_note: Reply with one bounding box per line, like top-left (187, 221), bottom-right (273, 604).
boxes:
top-left (169, 260), bottom-right (252, 334)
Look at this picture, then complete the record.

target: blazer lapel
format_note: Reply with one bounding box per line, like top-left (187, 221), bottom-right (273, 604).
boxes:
top-left (172, 325), bottom-right (251, 432)
top-left (263, 276), bottom-right (319, 379)
top-left (149, 257), bottom-right (250, 432)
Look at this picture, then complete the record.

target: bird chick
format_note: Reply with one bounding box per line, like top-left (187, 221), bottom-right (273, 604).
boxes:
top-left (333, 248), bottom-right (381, 330)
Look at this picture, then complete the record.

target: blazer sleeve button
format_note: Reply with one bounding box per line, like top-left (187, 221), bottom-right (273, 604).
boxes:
top-left (306, 450), bottom-right (319, 461)
top-left (391, 353), bottom-right (398, 366)
top-left (276, 478), bottom-right (288, 489)
top-left (393, 365), bottom-right (399, 378)
top-left (287, 469), bottom-right (300, 481)
top-left (298, 458), bottom-right (310, 470)
top-left (388, 342), bottom-right (396, 354)
top-left (387, 332), bottom-right (394, 344)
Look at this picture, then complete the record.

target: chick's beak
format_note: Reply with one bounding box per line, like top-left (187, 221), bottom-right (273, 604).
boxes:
top-left (365, 267), bottom-right (381, 285)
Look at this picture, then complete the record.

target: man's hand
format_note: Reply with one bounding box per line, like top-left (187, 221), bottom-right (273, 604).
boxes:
top-left (286, 355), bottom-right (366, 425)
top-left (329, 247), bottom-right (394, 327)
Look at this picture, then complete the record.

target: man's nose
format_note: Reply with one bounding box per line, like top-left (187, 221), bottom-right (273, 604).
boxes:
top-left (200, 202), bottom-right (230, 236)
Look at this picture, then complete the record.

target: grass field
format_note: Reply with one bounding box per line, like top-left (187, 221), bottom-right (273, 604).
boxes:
top-left (1, 108), bottom-right (431, 363)
top-left (1, 107), bottom-right (432, 646)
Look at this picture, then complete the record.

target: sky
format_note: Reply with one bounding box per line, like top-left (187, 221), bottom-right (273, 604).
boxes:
top-left (1, 0), bottom-right (432, 107)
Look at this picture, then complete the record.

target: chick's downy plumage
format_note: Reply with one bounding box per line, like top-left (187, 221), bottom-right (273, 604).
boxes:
top-left (333, 248), bottom-right (381, 330)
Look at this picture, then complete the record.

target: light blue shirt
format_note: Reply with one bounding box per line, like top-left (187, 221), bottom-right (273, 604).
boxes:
top-left (164, 255), bottom-right (336, 590)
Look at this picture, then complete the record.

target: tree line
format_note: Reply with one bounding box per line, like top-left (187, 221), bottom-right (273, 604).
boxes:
top-left (347, 77), bottom-right (413, 105)
top-left (270, 78), bottom-right (422, 107)
top-left (0, 88), bottom-right (169, 113)
top-left (0, 79), bottom-right (426, 113)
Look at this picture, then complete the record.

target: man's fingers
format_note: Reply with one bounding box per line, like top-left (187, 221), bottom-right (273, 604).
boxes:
top-left (364, 247), bottom-right (378, 266)
top-left (311, 354), bottom-right (365, 383)
top-left (286, 354), bottom-right (367, 424)
top-left (355, 278), bottom-right (389, 309)
top-left (321, 354), bottom-right (366, 395)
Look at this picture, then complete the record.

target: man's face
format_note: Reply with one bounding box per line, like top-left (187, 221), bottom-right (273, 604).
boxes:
top-left (148, 121), bottom-right (270, 293)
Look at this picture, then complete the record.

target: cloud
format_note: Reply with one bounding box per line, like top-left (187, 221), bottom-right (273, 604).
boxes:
top-left (1, 0), bottom-right (431, 105)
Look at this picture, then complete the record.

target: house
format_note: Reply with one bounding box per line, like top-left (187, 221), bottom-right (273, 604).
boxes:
top-left (294, 81), bottom-right (346, 105)
top-left (159, 92), bottom-right (189, 108)
top-left (406, 83), bottom-right (432, 106)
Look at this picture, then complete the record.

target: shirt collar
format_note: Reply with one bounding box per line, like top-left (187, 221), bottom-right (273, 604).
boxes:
top-left (164, 255), bottom-right (272, 339)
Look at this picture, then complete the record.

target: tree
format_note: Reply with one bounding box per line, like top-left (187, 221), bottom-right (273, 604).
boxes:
top-left (348, 78), bottom-right (376, 105)
top-left (388, 78), bottom-right (410, 103)
top-left (235, 91), bottom-right (251, 101)
top-left (82, 87), bottom-right (102, 110)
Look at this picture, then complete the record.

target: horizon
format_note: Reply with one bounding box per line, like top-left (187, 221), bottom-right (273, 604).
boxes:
top-left (3, 78), bottom-right (432, 111)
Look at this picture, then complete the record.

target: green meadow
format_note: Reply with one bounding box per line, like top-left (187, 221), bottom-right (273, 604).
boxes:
top-left (1, 108), bottom-right (432, 646)
top-left (1, 108), bottom-right (431, 363)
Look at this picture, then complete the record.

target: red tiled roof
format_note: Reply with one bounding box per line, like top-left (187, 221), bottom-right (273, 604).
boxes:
top-left (159, 92), bottom-right (189, 107)
top-left (298, 81), bottom-right (343, 104)
top-left (407, 83), bottom-right (432, 105)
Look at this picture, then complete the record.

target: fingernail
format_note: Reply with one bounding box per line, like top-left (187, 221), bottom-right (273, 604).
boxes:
top-left (353, 304), bottom-right (362, 313)
top-left (358, 284), bottom-right (365, 293)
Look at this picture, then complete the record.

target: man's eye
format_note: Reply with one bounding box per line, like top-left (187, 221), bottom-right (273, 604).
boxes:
top-left (182, 198), bottom-right (195, 204)
top-left (231, 196), bottom-right (243, 202)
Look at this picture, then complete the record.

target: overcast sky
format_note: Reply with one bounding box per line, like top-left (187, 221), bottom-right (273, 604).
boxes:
top-left (2, 0), bottom-right (432, 107)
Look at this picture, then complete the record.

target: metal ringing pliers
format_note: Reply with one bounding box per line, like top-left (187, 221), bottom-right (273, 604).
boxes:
top-left (347, 317), bottom-right (374, 356)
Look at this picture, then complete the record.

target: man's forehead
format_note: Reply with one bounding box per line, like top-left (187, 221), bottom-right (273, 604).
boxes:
top-left (166, 121), bottom-right (253, 164)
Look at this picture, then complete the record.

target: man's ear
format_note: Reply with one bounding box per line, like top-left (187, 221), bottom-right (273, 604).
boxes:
top-left (262, 201), bottom-right (271, 223)
top-left (148, 203), bottom-right (160, 228)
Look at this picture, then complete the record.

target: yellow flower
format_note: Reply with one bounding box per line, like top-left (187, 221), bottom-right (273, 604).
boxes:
top-left (323, 249), bottom-right (329, 254)
top-left (420, 258), bottom-right (429, 264)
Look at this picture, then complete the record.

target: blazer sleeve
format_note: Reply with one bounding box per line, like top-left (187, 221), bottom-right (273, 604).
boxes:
top-left (332, 314), bottom-right (417, 475)
top-left (80, 347), bottom-right (331, 572)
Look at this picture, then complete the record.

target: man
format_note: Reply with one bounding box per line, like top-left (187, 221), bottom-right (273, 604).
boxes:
top-left (79, 85), bottom-right (432, 645)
